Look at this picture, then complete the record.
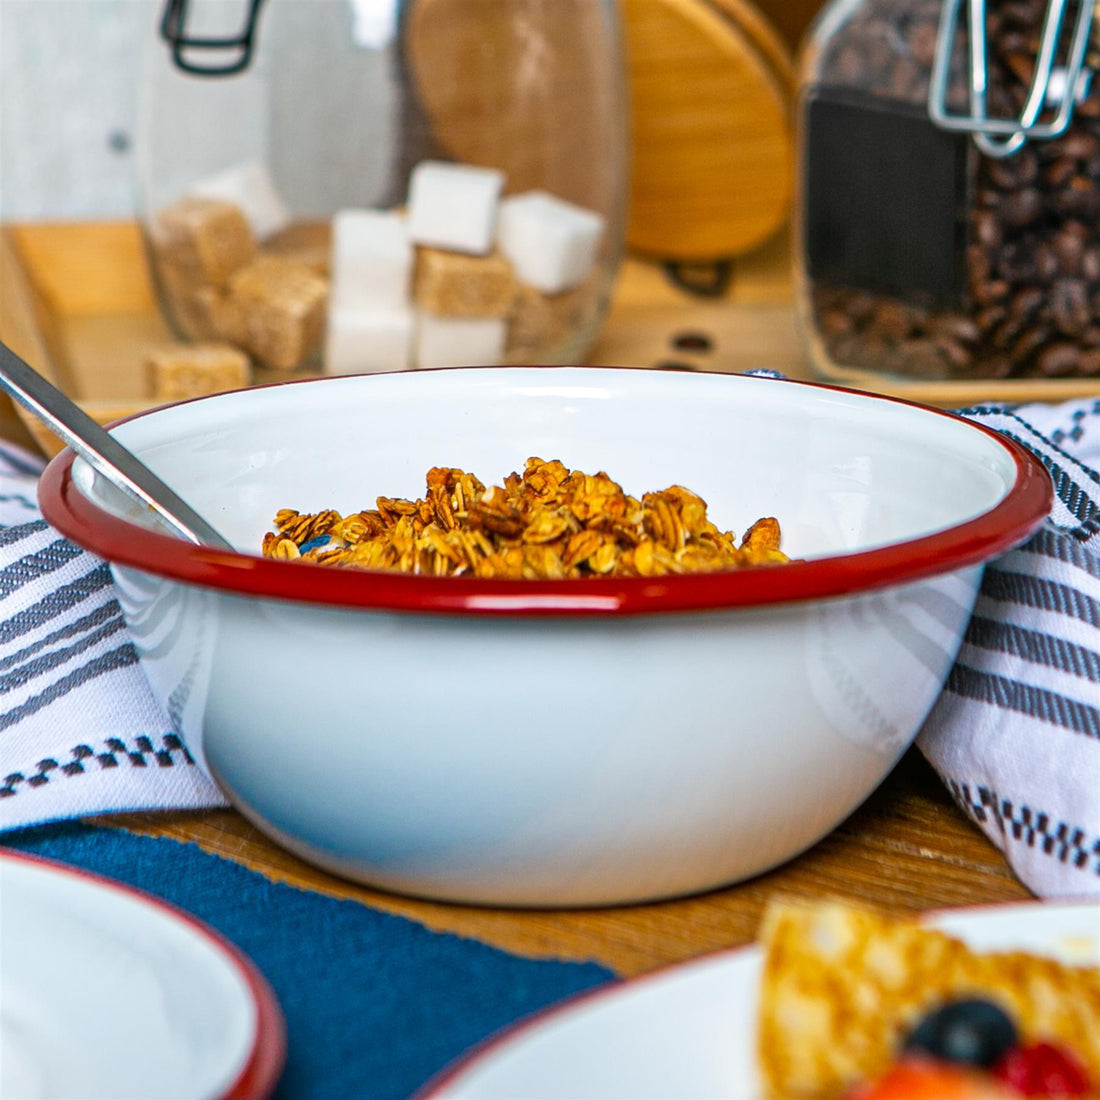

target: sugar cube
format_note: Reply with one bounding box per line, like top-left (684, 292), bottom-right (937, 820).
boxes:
top-left (191, 284), bottom-right (246, 345)
top-left (497, 190), bottom-right (605, 294)
top-left (227, 256), bottom-right (328, 371)
top-left (151, 196), bottom-right (256, 287)
top-left (325, 303), bottom-right (414, 375)
top-left (415, 313), bottom-right (506, 369)
top-left (330, 209), bottom-right (412, 311)
top-left (187, 160), bottom-right (292, 242)
top-left (154, 259), bottom-right (213, 340)
top-left (406, 161), bottom-right (504, 255)
top-left (146, 342), bottom-right (251, 402)
top-left (507, 281), bottom-right (596, 364)
top-left (263, 220), bottom-right (332, 277)
top-left (414, 247), bottom-right (515, 317)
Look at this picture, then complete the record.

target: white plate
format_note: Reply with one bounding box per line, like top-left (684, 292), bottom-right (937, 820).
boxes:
top-left (421, 900), bottom-right (1100, 1099)
top-left (0, 850), bottom-right (285, 1099)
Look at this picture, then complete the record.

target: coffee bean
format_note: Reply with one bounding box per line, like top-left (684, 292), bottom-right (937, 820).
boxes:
top-left (992, 315), bottom-right (1026, 350)
top-left (869, 300), bottom-right (915, 341)
top-left (998, 188), bottom-right (1043, 227)
top-left (671, 330), bottom-right (714, 352)
top-left (1007, 325), bottom-right (1049, 368)
top-left (1059, 132), bottom-right (1099, 161)
top-left (931, 315), bottom-right (982, 344)
top-left (1033, 242), bottom-right (1060, 281)
top-left (1078, 349), bottom-right (1100, 375)
top-left (975, 306), bottom-right (1008, 334)
top-left (906, 20), bottom-right (938, 66)
top-left (1037, 342), bottom-right (1081, 376)
top-left (935, 335), bottom-right (973, 370)
top-left (973, 210), bottom-right (1002, 249)
top-left (1043, 157), bottom-right (1076, 189)
top-left (1054, 176), bottom-right (1100, 218)
top-left (1052, 227), bottom-right (1086, 275)
top-left (1050, 279), bottom-right (1090, 335)
top-left (896, 339), bottom-right (946, 376)
top-left (1003, 52), bottom-right (1034, 87)
top-left (987, 162), bottom-right (1015, 191)
top-left (973, 279), bottom-right (1011, 305)
top-left (1010, 286), bottom-right (1043, 318)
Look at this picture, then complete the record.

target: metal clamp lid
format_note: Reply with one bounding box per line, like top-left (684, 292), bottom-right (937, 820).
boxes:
top-left (159, 0), bottom-right (267, 76)
top-left (928, 0), bottom-right (1097, 157)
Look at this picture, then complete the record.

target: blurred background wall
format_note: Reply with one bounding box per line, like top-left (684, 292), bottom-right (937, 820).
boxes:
top-left (0, 0), bottom-right (159, 219)
top-left (0, 0), bottom-right (824, 222)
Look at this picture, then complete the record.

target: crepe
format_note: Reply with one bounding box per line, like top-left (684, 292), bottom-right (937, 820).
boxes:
top-left (755, 898), bottom-right (1100, 1099)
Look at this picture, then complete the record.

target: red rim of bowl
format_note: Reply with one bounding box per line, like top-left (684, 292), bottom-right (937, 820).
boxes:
top-left (2, 849), bottom-right (286, 1099)
top-left (37, 373), bottom-right (1054, 617)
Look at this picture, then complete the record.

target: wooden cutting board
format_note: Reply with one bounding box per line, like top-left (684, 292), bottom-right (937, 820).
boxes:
top-left (403, 0), bottom-right (795, 262)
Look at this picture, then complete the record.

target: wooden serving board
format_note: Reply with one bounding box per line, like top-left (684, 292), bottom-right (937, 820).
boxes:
top-left (2, 220), bottom-right (1099, 462)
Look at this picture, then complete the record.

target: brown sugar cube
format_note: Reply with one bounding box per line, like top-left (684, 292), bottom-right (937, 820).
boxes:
top-left (262, 220), bottom-right (332, 277)
top-left (414, 248), bottom-right (516, 318)
top-left (506, 280), bottom-right (597, 364)
top-left (227, 256), bottom-right (328, 371)
top-left (191, 284), bottom-right (248, 345)
top-left (154, 259), bottom-right (214, 340)
top-left (154, 258), bottom-right (243, 343)
top-left (151, 197), bottom-right (256, 287)
top-left (146, 343), bottom-right (251, 402)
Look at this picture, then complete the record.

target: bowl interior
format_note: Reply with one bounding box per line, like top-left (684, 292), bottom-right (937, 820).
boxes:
top-left (72, 368), bottom-right (1020, 563)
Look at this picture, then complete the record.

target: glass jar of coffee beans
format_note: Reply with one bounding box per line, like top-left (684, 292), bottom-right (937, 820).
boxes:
top-left (796, 0), bottom-right (1100, 386)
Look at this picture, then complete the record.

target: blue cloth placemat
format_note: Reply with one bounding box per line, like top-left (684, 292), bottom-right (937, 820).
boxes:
top-left (3, 821), bottom-right (614, 1099)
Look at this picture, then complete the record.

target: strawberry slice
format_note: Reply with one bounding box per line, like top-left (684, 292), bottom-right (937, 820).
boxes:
top-left (847, 1058), bottom-right (1016, 1098)
top-left (994, 1041), bottom-right (1093, 1096)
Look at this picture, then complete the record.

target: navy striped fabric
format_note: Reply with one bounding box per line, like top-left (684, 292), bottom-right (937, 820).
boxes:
top-left (0, 442), bottom-right (224, 830)
top-left (0, 396), bottom-right (1097, 899)
top-left (918, 397), bottom-right (1100, 898)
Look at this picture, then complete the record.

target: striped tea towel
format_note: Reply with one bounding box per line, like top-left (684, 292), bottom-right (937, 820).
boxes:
top-left (918, 397), bottom-right (1100, 899)
top-left (0, 441), bottom-right (225, 829)
top-left (0, 395), bottom-right (1097, 900)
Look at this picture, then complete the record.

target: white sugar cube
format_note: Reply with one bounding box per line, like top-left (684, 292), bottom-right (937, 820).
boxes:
top-left (187, 159), bottom-right (291, 242)
top-left (497, 191), bottom-right (605, 294)
top-left (331, 209), bottom-right (412, 311)
top-left (406, 161), bottom-right (505, 255)
top-left (325, 303), bottom-right (413, 375)
top-left (415, 313), bottom-right (506, 368)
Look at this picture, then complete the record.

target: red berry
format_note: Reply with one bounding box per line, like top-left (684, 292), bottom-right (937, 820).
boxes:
top-left (994, 1041), bottom-right (1092, 1096)
top-left (847, 1058), bottom-right (1013, 1098)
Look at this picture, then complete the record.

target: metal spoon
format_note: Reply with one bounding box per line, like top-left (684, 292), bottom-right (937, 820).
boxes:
top-left (0, 340), bottom-right (234, 550)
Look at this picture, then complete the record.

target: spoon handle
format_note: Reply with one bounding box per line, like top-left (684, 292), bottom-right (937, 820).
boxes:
top-left (0, 341), bottom-right (234, 550)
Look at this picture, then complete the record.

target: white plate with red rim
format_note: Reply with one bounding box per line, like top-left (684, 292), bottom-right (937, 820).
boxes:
top-left (418, 900), bottom-right (1100, 1099)
top-left (0, 849), bottom-right (285, 1100)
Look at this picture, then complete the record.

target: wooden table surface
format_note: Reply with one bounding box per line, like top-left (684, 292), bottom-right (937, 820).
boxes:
top-left (0, 220), bottom-right (1050, 979)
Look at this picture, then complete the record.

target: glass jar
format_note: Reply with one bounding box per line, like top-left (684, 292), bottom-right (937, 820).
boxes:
top-left (136, 0), bottom-right (627, 379)
top-left (795, 0), bottom-right (1100, 384)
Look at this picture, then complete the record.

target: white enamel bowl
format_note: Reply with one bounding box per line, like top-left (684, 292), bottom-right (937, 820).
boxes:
top-left (39, 368), bottom-right (1051, 907)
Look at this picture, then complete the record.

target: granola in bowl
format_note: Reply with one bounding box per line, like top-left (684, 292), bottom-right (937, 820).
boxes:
top-left (262, 457), bottom-right (791, 579)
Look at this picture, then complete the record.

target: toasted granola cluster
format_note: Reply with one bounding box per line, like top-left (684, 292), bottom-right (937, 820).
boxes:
top-left (262, 457), bottom-right (790, 579)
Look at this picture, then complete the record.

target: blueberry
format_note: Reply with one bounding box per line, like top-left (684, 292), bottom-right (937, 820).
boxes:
top-left (298, 535), bottom-right (331, 554)
top-left (904, 998), bottom-right (1018, 1068)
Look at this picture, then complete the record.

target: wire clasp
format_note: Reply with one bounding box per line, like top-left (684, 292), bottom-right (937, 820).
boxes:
top-left (928, 0), bottom-right (1097, 157)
